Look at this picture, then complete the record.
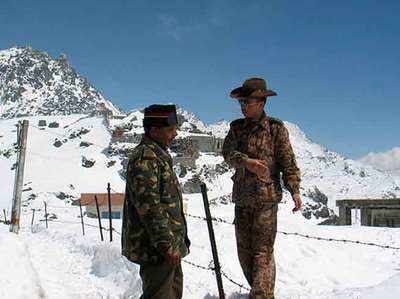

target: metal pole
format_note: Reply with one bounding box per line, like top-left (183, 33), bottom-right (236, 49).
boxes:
top-left (44, 201), bottom-right (48, 229)
top-left (10, 120), bottom-right (29, 234)
top-left (107, 183), bottom-right (113, 242)
top-left (201, 182), bottom-right (225, 299)
top-left (94, 195), bottom-right (104, 241)
top-left (79, 199), bottom-right (85, 236)
top-left (31, 209), bottom-right (35, 228)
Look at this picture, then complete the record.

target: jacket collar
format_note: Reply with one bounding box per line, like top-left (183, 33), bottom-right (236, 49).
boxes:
top-left (140, 135), bottom-right (173, 165)
top-left (244, 111), bottom-right (269, 130)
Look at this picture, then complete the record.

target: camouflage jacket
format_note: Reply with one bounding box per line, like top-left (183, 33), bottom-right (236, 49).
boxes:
top-left (122, 135), bottom-right (190, 265)
top-left (222, 112), bottom-right (301, 207)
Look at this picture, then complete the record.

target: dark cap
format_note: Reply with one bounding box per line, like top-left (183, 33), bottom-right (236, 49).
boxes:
top-left (143, 104), bottom-right (178, 128)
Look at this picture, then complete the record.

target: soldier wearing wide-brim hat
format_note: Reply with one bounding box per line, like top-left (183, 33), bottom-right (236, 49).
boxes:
top-left (122, 104), bottom-right (190, 299)
top-left (223, 77), bottom-right (302, 299)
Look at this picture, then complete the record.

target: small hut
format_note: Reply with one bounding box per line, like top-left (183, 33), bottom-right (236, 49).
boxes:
top-left (80, 193), bottom-right (124, 219)
top-left (336, 198), bottom-right (400, 227)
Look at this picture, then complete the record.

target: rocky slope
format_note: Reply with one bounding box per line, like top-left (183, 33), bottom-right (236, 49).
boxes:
top-left (0, 46), bottom-right (121, 118)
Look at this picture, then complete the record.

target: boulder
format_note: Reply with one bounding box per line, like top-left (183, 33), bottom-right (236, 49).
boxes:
top-left (82, 156), bottom-right (95, 168)
top-left (53, 139), bottom-right (63, 148)
top-left (48, 122), bottom-right (59, 128)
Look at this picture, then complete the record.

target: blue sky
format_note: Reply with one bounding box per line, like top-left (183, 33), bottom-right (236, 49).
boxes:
top-left (1, 0), bottom-right (399, 158)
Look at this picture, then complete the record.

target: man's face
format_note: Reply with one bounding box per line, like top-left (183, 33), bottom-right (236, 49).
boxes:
top-left (151, 125), bottom-right (178, 148)
top-left (239, 97), bottom-right (265, 118)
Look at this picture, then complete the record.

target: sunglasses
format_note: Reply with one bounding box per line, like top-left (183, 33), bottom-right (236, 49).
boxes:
top-left (238, 97), bottom-right (264, 106)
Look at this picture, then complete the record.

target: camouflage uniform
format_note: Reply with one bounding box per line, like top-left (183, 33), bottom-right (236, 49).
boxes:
top-left (223, 112), bottom-right (300, 299)
top-left (122, 135), bottom-right (190, 299)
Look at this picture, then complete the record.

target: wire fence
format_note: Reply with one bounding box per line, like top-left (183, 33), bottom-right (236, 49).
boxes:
top-left (13, 201), bottom-right (399, 295)
top-left (186, 213), bottom-right (400, 251)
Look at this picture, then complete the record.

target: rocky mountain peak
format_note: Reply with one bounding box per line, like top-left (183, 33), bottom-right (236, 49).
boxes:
top-left (0, 46), bottom-right (120, 119)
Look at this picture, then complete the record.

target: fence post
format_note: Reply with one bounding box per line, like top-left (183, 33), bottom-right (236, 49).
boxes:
top-left (10, 120), bottom-right (29, 234)
top-left (94, 195), bottom-right (104, 241)
top-left (31, 209), bottom-right (35, 228)
top-left (44, 201), bottom-right (48, 229)
top-left (79, 199), bottom-right (85, 236)
top-left (200, 182), bottom-right (225, 299)
top-left (107, 183), bottom-right (113, 242)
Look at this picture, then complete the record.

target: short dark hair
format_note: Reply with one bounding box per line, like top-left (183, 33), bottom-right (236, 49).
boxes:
top-left (144, 125), bottom-right (152, 136)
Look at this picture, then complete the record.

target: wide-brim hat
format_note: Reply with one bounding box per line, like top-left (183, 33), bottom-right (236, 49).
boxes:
top-left (143, 104), bottom-right (178, 127)
top-left (230, 77), bottom-right (277, 99)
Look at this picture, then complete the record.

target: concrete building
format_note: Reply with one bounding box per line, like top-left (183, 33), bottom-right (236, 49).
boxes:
top-left (188, 135), bottom-right (224, 153)
top-left (336, 198), bottom-right (400, 227)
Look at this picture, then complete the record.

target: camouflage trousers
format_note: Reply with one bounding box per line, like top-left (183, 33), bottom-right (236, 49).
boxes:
top-left (139, 260), bottom-right (183, 299)
top-left (234, 203), bottom-right (278, 299)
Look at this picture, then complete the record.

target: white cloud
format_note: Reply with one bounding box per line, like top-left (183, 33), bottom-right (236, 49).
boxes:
top-left (359, 147), bottom-right (400, 173)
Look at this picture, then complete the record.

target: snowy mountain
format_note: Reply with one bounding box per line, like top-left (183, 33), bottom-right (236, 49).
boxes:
top-left (0, 46), bottom-right (121, 118)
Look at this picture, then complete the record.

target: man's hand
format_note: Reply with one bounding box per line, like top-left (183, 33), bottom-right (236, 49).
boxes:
top-left (244, 158), bottom-right (268, 180)
top-left (165, 248), bottom-right (181, 266)
top-left (292, 193), bottom-right (302, 213)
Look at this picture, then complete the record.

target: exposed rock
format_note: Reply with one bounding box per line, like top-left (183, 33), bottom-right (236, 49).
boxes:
top-left (212, 194), bottom-right (232, 205)
top-left (38, 120), bottom-right (47, 127)
top-left (0, 46), bottom-right (120, 119)
top-left (55, 192), bottom-right (75, 200)
top-left (81, 156), bottom-right (95, 168)
top-left (344, 162), bottom-right (356, 175)
top-left (302, 209), bottom-right (312, 220)
top-left (306, 186), bottom-right (328, 205)
top-left (53, 139), bottom-right (63, 148)
top-left (48, 122), bottom-right (59, 128)
top-left (107, 160), bottom-right (116, 168)
top-left (215, 161), bottom-right (231, 175)
top-left (318, 215), bottom-right (339, 225)
top-left (383, 191), bottom-right (397, 199)
top-left (79, 141), bottom-right (92, 147)
top-left (69, 127), bottom-right (90, 139)
top-left (301, 201), bottom-right (337, 222)
top-left (314, 205), bottom-right (330, 218)
top-left (1, 147), bottom-right (17, 158)
top-left (48, 213), bottom-right (58, 220)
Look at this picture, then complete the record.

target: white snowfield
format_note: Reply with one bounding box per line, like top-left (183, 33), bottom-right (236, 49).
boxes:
top-left (0, 114), bottom-right (399, 298)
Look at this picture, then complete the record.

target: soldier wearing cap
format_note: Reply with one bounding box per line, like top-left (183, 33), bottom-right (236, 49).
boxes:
top-left (122, 104), bottom-right (190, 299)
top-left (222, 78), bottom-right (302, 299)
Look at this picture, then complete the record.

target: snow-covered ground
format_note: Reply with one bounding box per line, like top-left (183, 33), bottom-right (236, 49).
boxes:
top-left (1, 114), bottom-right (400, 298)
top-left (0, 193), bottom-right (399, 298)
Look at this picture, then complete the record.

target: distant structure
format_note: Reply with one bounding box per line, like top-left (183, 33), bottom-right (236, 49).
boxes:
top-left (80, 193), bottom-right (124, 219)
top-left (80, 193), bottom-right (187, 218)
top-left (337, 199), bottom-right (400, 227)
top-left (188, 135), bottom-right (224, 153)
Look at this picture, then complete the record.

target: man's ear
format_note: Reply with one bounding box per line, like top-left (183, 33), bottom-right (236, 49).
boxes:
top-left (261, 98), bottom-right (267, 108)
top-left (148, 126), bottom-right (158, 137)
